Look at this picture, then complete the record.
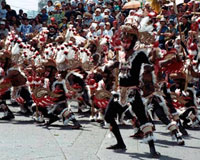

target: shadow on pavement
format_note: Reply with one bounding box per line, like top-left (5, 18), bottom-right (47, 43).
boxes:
top-left (36, 124), bottom-right (89, 131)
top-left (116, 151), bottom-right (182, 160)
top-left (155, 139), bottom-right (200, 150)
top-left (0, 119), bottom-right (34, 125)
top-left (155, 139), bottom-right (180, 147)
top-left (186, 127), bottom-right (200, 131)
top-left (0, 121), bottom-right (12, 123)
top-left (79, 119), bottom-right (91, 124)
top-left (155, 131), bottom-right (171, 137)
top-left (11, 120), bottom-right (35, 125)
top-left (183, 135), bottom-right (200, 140)
top-left (187, 135), bottom-right (200, 140)
top-left (119, 124), bottom-right (133, 130)
top-left (178, 144), bottom-right (200, 150)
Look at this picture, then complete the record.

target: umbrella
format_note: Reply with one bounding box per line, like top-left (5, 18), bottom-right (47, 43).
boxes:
top-left (122, 1), bottom-right (141, 10)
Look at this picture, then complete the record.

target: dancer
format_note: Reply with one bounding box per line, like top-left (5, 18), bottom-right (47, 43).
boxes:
top-left (104, 18), bottom-right (160, 157)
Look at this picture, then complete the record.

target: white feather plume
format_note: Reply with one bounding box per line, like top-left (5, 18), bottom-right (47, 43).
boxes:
top-left (139, 17), bottom-right (153, 33)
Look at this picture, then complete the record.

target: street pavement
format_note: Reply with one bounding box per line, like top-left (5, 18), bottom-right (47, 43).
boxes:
top-left (0, 103), bottom-right (200, 160)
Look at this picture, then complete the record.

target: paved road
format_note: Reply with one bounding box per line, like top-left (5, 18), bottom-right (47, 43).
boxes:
top-left (0, 104), bottom-right (200, 160)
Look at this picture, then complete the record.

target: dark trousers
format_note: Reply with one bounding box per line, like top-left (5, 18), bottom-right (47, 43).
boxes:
top-left (105, 97), bottom-right (126, 146)
top-left (179, 107), bottom-right (196, 123)
top-left (0, 91), bottom-right (11, 111)
top-left (104, 89), bottom-right (150, 145)
top-left (129, 89), bottom-right (149, 125)
top-left (19, 87), bottom-right (33, 110)
top-left (151, 96), bottom-right (171, 125)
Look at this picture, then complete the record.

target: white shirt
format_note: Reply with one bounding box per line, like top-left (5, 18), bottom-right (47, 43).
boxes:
top-left (96, 29), bottom-right (104, 37)
top-left (103, 29), bottom-right (113, 37)
top-left (46, 6), bottom-right (55, 13)
top-left (93, 14), bottom-right (103, 23)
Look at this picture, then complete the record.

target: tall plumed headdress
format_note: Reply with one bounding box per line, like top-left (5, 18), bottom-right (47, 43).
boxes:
top-left (121, 17), bottom-right (139, 38)
top-left (121, 13), bottom-right (155, 45)
top-left (147, 0), bottom-right (170, 13)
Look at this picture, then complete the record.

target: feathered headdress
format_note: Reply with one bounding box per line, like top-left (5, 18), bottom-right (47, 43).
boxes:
top-left (121, 17), bottom-right (139, 37)
top-left (121, 14), bottom-right (155, 45)
top-left (147, 0), bottom-right (170, 13)
top-left (147, 0), bottom-right (161, 13)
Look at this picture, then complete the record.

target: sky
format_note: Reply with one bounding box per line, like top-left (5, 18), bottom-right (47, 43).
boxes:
top-left (6, 0), bottom-right (39, 13)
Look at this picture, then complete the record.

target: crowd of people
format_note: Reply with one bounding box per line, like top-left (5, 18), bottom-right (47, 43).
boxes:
top-left (0, 0), bottom-right (200, 158)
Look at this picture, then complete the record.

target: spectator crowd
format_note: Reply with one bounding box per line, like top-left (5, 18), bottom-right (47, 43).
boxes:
top-left (0, 1), bottom-right (200, 157)
top-left (0, 0), bottom-right (199, 49)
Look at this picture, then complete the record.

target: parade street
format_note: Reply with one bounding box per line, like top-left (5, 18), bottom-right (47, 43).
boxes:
top-left (0, 103), bottom-right (199, 160)
top-left (1, 0), bottom-right (200, 160)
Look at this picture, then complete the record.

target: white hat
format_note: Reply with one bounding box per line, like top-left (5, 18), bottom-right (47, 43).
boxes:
top-left (129, 10), bottom-right (135, 14)
top-left (160, 18), bottom-right (166, 22)
top-left (105, 22), bottom-right (110, 26)
top-left (104, 9), bottom-right (110, 13)
top-left (76, 15), bottom-right (82, 20)
top-left (95, 8), bottom-right (101, 12)
top-left (91, 23), bottom-right (97, 29)
top-left (99, 22), bottom-right (105, 27)
top-left (87, 0), bottom-right (95, 4)
top-left (54, 1), bottom-right (61, 7)
top-left (145, 2), bottom-right (150, 6)
top-left (0, 21), bottom-right (5, 25)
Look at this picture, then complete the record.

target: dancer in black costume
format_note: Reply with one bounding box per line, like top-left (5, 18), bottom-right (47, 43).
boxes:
top-left (104, 19), bottom-right (160, 157)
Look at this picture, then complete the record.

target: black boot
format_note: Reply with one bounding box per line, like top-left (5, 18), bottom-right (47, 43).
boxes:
top-left (45, 115), bottom-right (59, 126)
top-left (148, 139), bottom-right (160, 158)
top-left (106, 143), bottom-right (126, 150)
top-left (106, 121), bottom-right (126, 150)
top-left (130, 129), bottom-right (144, 139)
top-left (0, 111), bottom-right (15, 120)
top-left (177, 120), bottom-right (188, 136)
top-left (172, 130), bottom-right (185, 145)
top-left (71, 119), bottom-right (82, 129)
top-left (18, 108), bottom-right (32, 116)
top-left (183, 120), bottom-right (190, 129)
